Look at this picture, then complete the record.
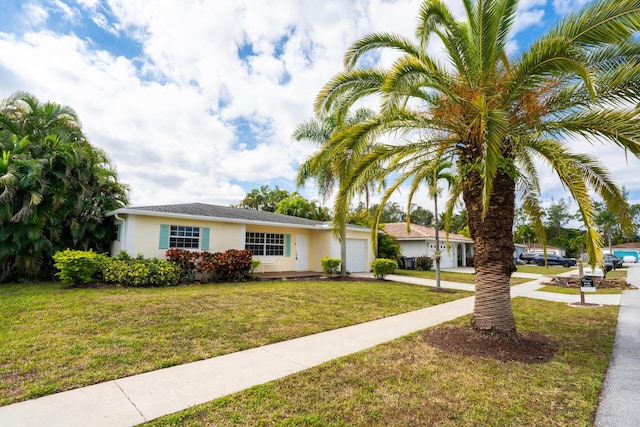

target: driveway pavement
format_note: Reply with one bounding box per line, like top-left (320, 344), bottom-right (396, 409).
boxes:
top-left (0, 268), bottom-right (635, 426)
top-left (595, 263), bottom-right (640, 427)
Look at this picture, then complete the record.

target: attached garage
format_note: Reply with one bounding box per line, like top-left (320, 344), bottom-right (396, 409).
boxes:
top-left (346, 239), bottom-right (368, 272)
top-left (383, 222), bottom-right (473, 269)
top-left (429, 242), bottom-right (456, 268)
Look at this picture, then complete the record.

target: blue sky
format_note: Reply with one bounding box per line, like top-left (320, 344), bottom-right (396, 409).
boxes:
top-left (1, 0), bottom-right (638, 212)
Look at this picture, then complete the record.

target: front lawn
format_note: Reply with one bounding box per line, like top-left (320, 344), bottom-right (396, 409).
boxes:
top-left (393, 269), bottom-right (532, 285)
top-left (147, 298), bottom-right (618, 426)
top-left (515, 265), bottom-right (577, 275)
top-left (0, 280), bottom-right (470, 406)
top-left (539, 285), bottom-right (623, 295)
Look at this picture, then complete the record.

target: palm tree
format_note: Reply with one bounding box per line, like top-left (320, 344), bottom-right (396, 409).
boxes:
top-left (313, 0), bottom-right (640, 341)
top-left (294, 108), bottom-right (381, 276)
top-left (1, 92), bottom-right (129, 280)
top-left (424, 159), bottom-right (455, 291)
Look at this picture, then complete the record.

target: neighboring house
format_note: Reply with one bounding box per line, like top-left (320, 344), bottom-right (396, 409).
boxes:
top-left (611, 243), bottom-right (640, 262)
top-left (383, 223), bottom-right (474, 268)
top-left (514, 243), bottom-right (527, 261)
top-left (106, 203), bottom-right (375, 273)
top-left (525, 244), bottom-right (566, 257)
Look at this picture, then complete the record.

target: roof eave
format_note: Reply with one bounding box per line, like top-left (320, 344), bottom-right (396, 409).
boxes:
top-left (106, 208), bottom-right (363, 231)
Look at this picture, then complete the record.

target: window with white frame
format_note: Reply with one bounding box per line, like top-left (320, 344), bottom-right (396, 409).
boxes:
top-left (245, 232), bottom-right (284, 256)
top-left (170, 225), bottom-right (200, 249)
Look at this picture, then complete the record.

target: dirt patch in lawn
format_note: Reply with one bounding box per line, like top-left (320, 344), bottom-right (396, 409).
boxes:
top-left (422, 326), bottom-right (559, 364)
top-left (550, 276), bottom-right (633, 289)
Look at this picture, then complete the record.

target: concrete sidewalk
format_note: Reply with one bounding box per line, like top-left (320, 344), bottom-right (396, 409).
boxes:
top-left (0, 296), bottom-right (476, 427)
top-left (595, 264), bottom-right (640, 427)
top-left (0, 270), bottom-right (631, 427)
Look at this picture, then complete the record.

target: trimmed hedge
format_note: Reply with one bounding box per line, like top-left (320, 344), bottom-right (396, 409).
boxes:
top-left (371, 258), bottom-right (397, 279)
top-left (320, 257), bottom-right (341, 275)
top-left (53, 249), bottom-right (181, 287)
top-left (102, 258), bottom-right (180, 287)
top-left (52, 249), bottom-right (107, 286)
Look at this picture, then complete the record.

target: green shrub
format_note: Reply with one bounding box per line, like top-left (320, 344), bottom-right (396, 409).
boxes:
top-left (416, 256), bottom-right (433, 271)
top-left (320, 257), bottom-right (341, 275)
top-left (52, 249), bottom-right (106, 286)
top-left (371, 258), bottom-right (397, 279)
top-left (146, 259), bottom-right (180, 286)
top-left (103, 257), bottom-right (180, 287)
top-left (250, 259), bottom-right (260, 274)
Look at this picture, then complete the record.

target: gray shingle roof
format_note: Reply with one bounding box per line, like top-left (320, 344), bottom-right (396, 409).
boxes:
top-left (108, 203), bottom-right (369, 230)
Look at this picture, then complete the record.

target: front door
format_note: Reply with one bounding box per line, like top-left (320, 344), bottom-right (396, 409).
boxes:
top-left (295, 234), bottom-right (308, 270)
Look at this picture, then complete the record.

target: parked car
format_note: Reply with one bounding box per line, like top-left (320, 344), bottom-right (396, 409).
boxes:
top-left (603, 253), bottom-right (623, 271)
top-left (532, 254), bottom-right (576, 267)
top-left (519, 253), bottom-right (539, 264)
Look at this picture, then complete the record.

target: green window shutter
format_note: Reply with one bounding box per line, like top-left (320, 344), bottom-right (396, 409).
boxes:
top-left (159, 224), bottom-right (170, 249)
top-left (285, 234), bottom-right (291, 257)
top-left (201, 227), bottom-right (210, 251)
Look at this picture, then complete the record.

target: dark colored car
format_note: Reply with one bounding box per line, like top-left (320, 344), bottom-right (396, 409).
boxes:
top-left (519, 253), bottom-right (539, 264)
top-left (603, 253), bottom-right (623, 271)
top-left (532, 254), bottom-right (577, 267)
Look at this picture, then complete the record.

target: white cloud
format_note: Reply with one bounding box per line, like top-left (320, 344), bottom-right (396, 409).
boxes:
top-left (552, 0), bottom-right (591, 15)
top-left (1, 0), bottom-right (639, 212)
top-left (21, 3), bottom-right (49, 27)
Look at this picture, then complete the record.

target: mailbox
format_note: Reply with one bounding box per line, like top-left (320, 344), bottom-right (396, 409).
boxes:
top-left (580, 275), bottom-right (596, 292)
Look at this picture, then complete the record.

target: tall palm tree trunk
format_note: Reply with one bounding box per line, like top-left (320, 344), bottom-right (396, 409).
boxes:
top-left (464, 170), bottom-right (518, 342)
top-left (434, 195), bottom-right (441, 291)
top-left (340, 220), bottom-right (347, 277)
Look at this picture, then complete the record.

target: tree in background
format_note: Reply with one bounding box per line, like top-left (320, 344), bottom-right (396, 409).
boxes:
top-left (233, 185), bottom-right (290, 212)
top-left (448, 210), bottom-right (468, 235)
top-left (294, 108), bottom-right (381, 276)
top-left (0, 92), bottom-right (129, 281)
top-left (275, 192), bottom-right (330, 221)
top-left (408, 204), bottom-right (434, 227)
top-left (424, 159), bottom-right (455, 291)
top-left (370, 202), bottom-right (406, 223)
top-left (313, 0), bottom-right (640, 341)
top-left (543, 199), bottom-right (573, 240)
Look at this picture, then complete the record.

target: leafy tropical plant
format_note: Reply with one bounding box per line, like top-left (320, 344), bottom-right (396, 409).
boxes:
top-left (233, 185), bottom-right (290, 212)
top-left (294, 108), bottom-right (382, 276)
top-left (311, 0), bottom-right (640, 340)
top-left (0, 92), bottom-right (129, 281)
top-left (275, 192), bottom-right (330, 221)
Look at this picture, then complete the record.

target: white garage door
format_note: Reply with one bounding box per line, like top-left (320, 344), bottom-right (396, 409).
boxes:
top-left (440, 248), bottom-right (455, 268)
top-left (432, 242), bottom-right (455, 268)
top-left (346, 239), bottom-right (367, 273)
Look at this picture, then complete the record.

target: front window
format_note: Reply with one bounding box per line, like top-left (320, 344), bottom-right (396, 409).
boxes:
top-left (170, 225), bottom-right (200, 249)
top-left (245, 232), bottom-right (284, 256)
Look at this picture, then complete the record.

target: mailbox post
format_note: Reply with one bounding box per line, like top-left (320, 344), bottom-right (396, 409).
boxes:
top-left (579, 260), bottom-right (603, 304)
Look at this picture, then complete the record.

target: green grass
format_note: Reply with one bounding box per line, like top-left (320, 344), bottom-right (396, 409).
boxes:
top-left (393, 269), bottom-right (532, 285)
top-left (515, 265), bottom-right (577, 275)
top-left (538, 285), bottom-right (623, 295)
top-left (604, 269), bottom-right (627, 279)
top-left (0, 280), bottom-right (470, 405)
top-left (146, 298), bottom-right (618, 427)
